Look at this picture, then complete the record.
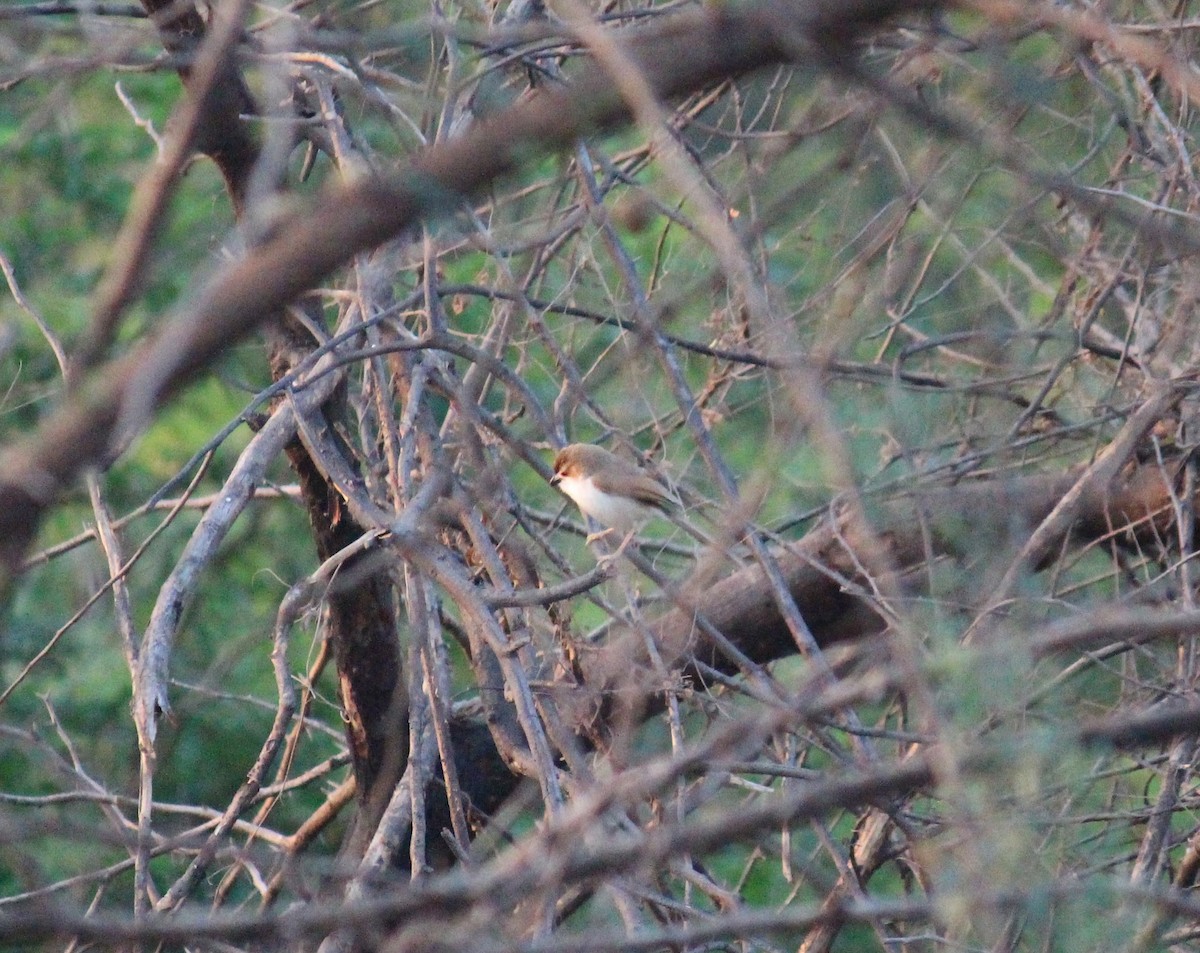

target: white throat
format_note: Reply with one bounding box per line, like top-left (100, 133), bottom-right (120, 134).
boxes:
top-left (556, 474), bottom-right (648, 531)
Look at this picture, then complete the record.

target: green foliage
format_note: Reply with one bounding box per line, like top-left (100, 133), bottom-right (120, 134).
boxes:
top-left (3, 1), bottom-right (1199, 948)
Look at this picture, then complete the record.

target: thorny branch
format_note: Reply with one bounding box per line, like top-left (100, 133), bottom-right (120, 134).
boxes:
top-left (7, 0), bottom-right (1200, 951)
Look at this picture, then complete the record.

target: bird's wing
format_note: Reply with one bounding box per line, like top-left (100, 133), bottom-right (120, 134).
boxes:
top-left (632, 480), bottom-right (675, 512)
top-left (592, 471), bottom-right (674, 512)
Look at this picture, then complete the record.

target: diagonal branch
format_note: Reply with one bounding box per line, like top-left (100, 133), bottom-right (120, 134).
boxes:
top-left (0, 0), bottom-right (936, 572)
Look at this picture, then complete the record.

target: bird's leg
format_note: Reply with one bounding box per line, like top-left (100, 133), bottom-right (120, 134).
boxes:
top-left (595, 529), bottom-right (637, 571)
top-left (585, 527), bottom-right (615, 545)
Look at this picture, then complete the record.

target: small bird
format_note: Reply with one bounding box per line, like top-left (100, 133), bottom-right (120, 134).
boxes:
top-left (551, 443), bottom-right (676, 543)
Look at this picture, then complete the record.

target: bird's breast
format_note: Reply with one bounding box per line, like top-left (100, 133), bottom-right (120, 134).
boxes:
top-left (556, 475), bottom-right (646, 530)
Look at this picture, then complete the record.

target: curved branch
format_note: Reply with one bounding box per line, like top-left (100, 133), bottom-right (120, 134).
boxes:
top-left (0, 0), bottom-right (936, 571)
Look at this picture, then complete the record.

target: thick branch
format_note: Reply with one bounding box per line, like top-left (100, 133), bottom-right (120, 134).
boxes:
top-left (435, 458), bottom-right (1186, 834)
top-left (580, 460), bottom-right (1181, 706)
top-left (0, 0), bottom-right (934, 570)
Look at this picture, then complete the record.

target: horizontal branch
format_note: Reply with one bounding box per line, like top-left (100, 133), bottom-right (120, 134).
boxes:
top-left (577, 458), bottom-right (1183, 710)
top-left (8, 689), bottom-right (1200, 948)
top-left (453, 456), bottom-right (1187, 852)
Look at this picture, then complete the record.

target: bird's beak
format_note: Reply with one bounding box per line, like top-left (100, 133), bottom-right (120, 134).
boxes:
top-left (550, 471), bottom-right (562, 486)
